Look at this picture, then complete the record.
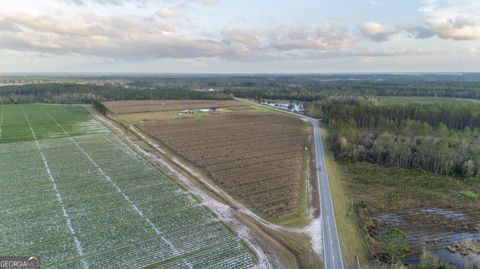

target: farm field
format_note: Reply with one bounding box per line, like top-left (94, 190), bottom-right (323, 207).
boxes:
top-left (105, 100), bottom-right (247, 114)
top-left (105, 100), bottom-right (252, 124)
top-left (0, 104), bottom-right (256, 269)
top-left (106, 100), bottom-right (311, 221)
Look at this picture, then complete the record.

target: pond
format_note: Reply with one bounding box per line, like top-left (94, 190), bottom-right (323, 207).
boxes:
top-left (261, 101), bottom-right (304, 113)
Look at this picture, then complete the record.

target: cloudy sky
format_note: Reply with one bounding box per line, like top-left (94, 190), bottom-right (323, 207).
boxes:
top-left (0, 0), bottom-right (479, 73)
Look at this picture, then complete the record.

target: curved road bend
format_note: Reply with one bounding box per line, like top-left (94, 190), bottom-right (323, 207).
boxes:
top-left (234, 98), bottom-right (344, 269)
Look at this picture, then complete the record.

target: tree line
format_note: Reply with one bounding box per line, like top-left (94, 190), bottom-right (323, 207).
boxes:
top-left (319, 97), bottom-right (480, 177)
top-left (224, 80), bottom-right (480, 101)
top-left (92, 99), bottom-right (108, 115)
top-left (3, 78), bottom-right (480, 104)
top-left (0, 84), bottom-right (231, 104)
top-left (322, 102), bottom-right (480, 130)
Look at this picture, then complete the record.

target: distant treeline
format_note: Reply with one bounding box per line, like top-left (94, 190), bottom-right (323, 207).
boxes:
top-left (3, 77), bottom-right (480, 104)
top-left (319, 96), bottom-right (480, 177)
top-left (0, 84), bottom-right (230, 104)
top-left (224, 81), bottom-right (480, 101)
top-left (92, 99), bottom-right (108, 115)
top-left (323, 102), bottom-right (480, 130)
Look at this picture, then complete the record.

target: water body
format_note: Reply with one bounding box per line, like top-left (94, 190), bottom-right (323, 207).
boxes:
top-left (262, 102), bottom-right (304, 113)
top-left (371, 208), bottom-right (480, 268)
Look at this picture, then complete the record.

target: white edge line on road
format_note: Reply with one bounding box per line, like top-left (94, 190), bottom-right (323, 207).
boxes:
top-left (314, 120), bottom-right (345, 269)
top-left (311, 120), bottom-right (328, 264)
top-left (236, 98), bottom-right (344, 269)
top-left (314, 122), bottom-right (336, 268)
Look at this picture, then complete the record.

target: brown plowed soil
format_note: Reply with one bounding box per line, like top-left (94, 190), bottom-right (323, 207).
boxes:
top-left (105, 100), bottom-right (247, 114)
top-left (133, 106), bottom-right (308, 220)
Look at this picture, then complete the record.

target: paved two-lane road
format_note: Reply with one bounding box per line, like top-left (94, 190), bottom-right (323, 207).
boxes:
top-left (235, 99), bottom-right (344, 269)
top-left (310, 118), bottom-right (344, 269)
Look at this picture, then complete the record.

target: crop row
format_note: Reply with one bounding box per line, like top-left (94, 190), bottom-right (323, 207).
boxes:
top-left (138, 110), bottom-right (308, 219)
top-left (0, 104), bottom-right (109, 144)
top-left (1, 105), bottom-right (255, 269)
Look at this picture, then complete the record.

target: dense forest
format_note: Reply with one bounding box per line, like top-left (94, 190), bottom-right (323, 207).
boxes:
top-left (2, 77), bottom-right (480, 177)
top-left (322, 101), bottom-right (480, 130)
top-left (227, 80), bottom-right (480, 101)
top-left (3, 74), bottom-right (480, 104)
top-left (0, 84), bottom-right (230, 104)
top-left (315, 96), bottom-right (480, 177)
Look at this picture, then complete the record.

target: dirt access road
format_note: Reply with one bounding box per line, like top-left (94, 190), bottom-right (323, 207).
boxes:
top-left (102, 100), bottom-right (325, 268)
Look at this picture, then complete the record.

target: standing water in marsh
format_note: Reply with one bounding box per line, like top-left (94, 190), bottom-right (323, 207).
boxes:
top-left (371, 207), bottom-right (480, 268)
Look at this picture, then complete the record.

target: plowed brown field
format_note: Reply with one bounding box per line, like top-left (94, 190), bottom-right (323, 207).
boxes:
top-left (105, 100), bottom-right (247, 114)
top-left (106, 100), bottom-right (310, 220)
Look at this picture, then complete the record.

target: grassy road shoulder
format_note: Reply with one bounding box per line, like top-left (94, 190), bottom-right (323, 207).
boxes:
top-left (320, 126), bottom-right (369, 268)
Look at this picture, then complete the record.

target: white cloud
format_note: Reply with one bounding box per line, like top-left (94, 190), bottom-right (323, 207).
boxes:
top-left (3, 0), bottom-right (477, 68)
top-left (0, 9), bottom-right (357, 61)
top-left (418, 0), bottom-right (480, 40)
top-left (164, 0), bottom-right (219, 6)
top-left (195, 0), bottom-right (218, 5)
top-left (157, 7), bottom-right (177, 19)
top-left (63, 0), bottom-right (141, 5)
top-left (359, 22), bottom-right (395, 42)
top-left (426, 16), bottom-right (480, 40)
top-left (268, 25), bottom-right (356, 51)
top-left (360, 1), bottom-right (480, 42)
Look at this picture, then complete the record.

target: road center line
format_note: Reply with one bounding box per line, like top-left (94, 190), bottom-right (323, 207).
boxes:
top-left (22, 106), bottom-right (89, 269)
top-left (311, 119), bottom-right (344, 269)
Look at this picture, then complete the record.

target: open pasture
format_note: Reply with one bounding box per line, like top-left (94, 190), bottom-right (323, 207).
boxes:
top-left (106, 100), bottom-right (311, 221)
top-left (0, 104), bottom-right (255, 269)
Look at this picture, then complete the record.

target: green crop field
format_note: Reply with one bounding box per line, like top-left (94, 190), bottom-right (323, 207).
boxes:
top-left (0, 104), bottom-right (255, 269)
